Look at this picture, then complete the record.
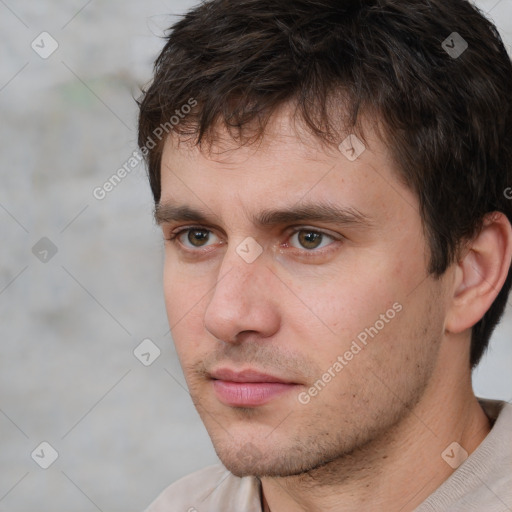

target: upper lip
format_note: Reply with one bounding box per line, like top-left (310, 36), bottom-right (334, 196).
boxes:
top-left (209, 368), bottom-right (295, 384)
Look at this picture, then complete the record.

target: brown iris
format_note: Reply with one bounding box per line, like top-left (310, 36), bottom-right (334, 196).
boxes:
top-left (297, 230), bottom-right (323, 250)
top-left (187, 229), bottom-right (210, 247)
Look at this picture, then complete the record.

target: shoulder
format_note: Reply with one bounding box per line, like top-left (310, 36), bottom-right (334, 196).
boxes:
top-left (416, 399), bottom-right (512, 512)
top-left (144, 464), bottom-right (262, 512)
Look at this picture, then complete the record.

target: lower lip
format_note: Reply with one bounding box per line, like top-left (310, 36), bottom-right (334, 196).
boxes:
top-left (212, 380), bottom-right (298, 407)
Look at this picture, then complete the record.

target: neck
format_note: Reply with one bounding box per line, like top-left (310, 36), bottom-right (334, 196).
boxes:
top-left (260, 349), bottom-right (490, 512)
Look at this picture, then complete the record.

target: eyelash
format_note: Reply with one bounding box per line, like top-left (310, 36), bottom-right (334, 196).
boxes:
top-left (165, 226), bottom-right (341, 257)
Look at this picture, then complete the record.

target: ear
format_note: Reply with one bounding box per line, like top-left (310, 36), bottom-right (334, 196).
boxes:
top-left (445, 212), bottom-right (512, 334)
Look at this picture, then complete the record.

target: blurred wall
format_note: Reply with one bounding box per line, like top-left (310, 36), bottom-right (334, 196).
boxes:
top-left (0, 1), bottom-right (510, 510)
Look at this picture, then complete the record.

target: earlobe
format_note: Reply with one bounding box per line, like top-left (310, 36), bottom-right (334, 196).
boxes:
top-left (445, 212), bottom-right (512, 334)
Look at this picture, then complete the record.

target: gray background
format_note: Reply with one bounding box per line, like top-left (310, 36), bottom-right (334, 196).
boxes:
top-left (0, 1), bottom-right (511, 511)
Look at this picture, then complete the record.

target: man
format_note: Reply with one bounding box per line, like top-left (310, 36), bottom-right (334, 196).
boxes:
top-left (138, 0), bottom-right (512, 510)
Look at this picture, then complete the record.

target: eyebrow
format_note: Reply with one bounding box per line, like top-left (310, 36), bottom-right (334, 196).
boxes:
top-left (154, 200), bottom-right (374, 230)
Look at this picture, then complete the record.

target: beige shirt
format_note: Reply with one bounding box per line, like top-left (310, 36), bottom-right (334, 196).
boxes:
top-left (145, 399), bottom-right (512, 512)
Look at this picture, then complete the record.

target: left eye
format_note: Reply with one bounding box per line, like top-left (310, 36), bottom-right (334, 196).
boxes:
top-left (288, 229), bottom-right (335, 250)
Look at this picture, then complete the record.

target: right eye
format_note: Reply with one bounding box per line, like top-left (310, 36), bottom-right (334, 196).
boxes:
top-left (168, 227), bottom-right (222, 250)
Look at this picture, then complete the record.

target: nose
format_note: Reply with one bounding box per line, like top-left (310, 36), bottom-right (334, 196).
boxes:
top-left (203, 245), bottom-right (281, 344)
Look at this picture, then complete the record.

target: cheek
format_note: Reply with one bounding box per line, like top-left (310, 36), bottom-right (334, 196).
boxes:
top-left (163, 263), bottom-right (182, 323)
top-left (163, 261), bottom-right (208, 355)
top-left (284, 255), bottom-right (419, 380)
top-left (292, 268), bottom-right (399, 340)
top-left (298, 292), bottom-right (440, 417)
top-left (163, 257), bottom-right (205, 317)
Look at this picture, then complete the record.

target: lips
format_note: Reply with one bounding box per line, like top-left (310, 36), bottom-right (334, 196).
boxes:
top-left (210, 368), bottom-right (293, 384)
top-left (209, 368), bottom-right (299, 407)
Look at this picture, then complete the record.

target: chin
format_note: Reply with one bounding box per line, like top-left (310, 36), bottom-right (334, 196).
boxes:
top-left (214, 443), bottom-right (318, 478)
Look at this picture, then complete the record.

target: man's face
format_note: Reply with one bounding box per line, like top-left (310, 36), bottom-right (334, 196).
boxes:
top-left (158, 109), bottom-right (451, 478)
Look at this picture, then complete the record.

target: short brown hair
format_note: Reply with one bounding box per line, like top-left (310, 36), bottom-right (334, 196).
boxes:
top-left (138, 0), bottom-right (512, 368)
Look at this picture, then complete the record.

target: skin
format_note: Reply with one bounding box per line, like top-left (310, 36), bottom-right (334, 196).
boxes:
top-left (156, 105), bottom-right (512, 512)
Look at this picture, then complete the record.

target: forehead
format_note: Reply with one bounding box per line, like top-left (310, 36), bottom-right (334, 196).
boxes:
top-left (165, 107), bottom-right (340, 166)
top-left (159, 107), bottom-right (417, 226)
